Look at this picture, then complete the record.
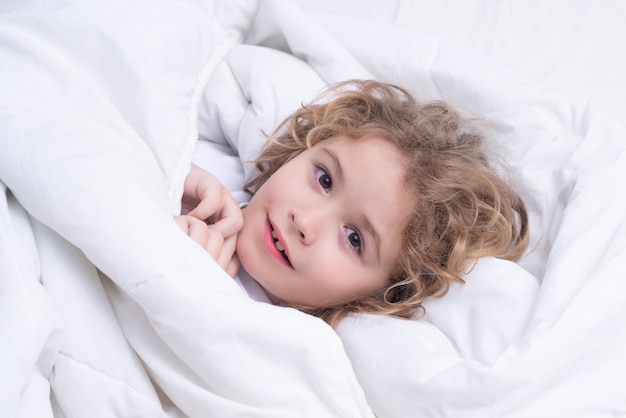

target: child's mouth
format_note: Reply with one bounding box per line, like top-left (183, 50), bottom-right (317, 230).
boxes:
top-left (271, 226), bottom-right (292, 266)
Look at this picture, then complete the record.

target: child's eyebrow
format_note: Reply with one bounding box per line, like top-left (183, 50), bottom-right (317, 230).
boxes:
top-left (321, 147), bottom-right (381, 263)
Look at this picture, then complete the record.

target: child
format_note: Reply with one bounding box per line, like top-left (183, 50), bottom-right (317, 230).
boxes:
top-left (177, 79), bottom-right (529, 327)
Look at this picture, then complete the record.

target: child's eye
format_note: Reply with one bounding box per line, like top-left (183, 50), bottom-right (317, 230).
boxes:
top-left (315, 166), bottom-right (332, 191)
top-left (345, 227), bottom-right (363, 254)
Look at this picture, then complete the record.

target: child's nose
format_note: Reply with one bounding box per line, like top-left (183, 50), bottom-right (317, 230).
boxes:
top-left (290, 206), bottom-right (325, 245)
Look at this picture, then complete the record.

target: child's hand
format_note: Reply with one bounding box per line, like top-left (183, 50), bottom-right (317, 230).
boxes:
top-left (181, 164), bottom-right (243, 246)
top-left (175, 215), bottom-right (240, 277)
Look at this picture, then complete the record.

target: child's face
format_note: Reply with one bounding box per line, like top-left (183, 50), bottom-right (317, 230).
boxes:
top-left (237, 135), bottom-right (414, 308)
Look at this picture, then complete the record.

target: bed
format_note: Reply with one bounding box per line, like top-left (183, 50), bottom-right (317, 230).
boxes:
top-left (1, 0), bottom-right (625, 417)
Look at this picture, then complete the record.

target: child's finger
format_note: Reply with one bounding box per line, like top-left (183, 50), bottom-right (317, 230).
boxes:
top-left (185, 216), bottom-right (210, 246)
top-left (173, 215), bottom-right (189, 234)
top-left (175, 214), bottom-right (237, 276)
top-left (188, 191), bottom-right (243, 238)
top-left (225, 253), bottom-right (240, 278)
top-left (187, 189), bottom-right (222, 220)
top-left (215, 233), bottom-right (237, 271)
top-left (187, 179), bottom-right (230, 221)
top-left (203, 228), bottom-right (225, 261)
top-left (210, 203), bottom-right (243, 239)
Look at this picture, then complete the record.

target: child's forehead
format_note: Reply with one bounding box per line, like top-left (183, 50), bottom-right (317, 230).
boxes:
top-left (313, 135), bottom-right (413, 209)
top-left (313, 135), bottom-right (406, 170)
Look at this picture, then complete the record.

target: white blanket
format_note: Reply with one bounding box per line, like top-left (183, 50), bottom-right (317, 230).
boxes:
top-left (1, 0), bottom-right (626, 417)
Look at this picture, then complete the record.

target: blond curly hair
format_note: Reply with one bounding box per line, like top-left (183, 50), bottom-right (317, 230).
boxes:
top-left (245, 80), bottom-right (529, 327)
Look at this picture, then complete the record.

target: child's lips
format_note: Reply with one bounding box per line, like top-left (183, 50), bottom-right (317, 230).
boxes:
top-left (265, 217), bottom-right (293, 268)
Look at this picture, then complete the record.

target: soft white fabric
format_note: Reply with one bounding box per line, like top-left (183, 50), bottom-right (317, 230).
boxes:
top-left (394, 0), bottom-right (626, 129)
top-left (2, 0), bottom-right (626, 417)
